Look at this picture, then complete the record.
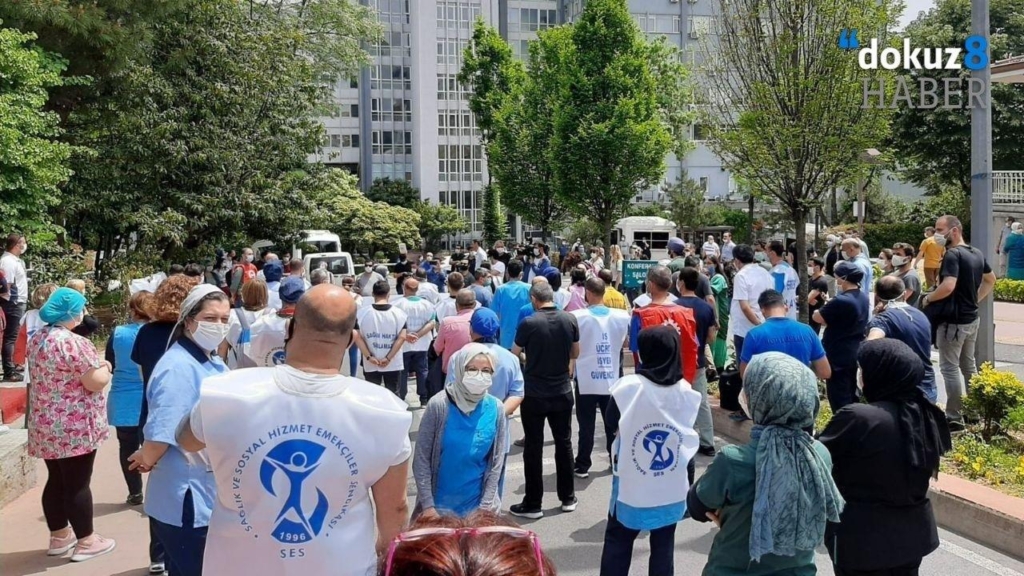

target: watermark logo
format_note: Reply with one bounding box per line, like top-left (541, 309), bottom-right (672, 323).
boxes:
top-left (838, 29), bottom-right (860, 50)
top-left (838, 30), bottom-right (988, 70)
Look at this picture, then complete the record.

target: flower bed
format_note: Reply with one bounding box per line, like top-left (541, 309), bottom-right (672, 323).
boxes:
top-left (995, 278), bottom-right (1024, 303)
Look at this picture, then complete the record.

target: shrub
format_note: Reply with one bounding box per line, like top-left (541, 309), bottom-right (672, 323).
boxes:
top-left (947, 433), bottom-right (1024, 488)
top-left (994, 279), bottom-right (1024, 303)
top-left (1002, 405), bottom-right (1024, 433)
top-left (815, 400), bottom-right (834, 433)
top-left (965, 364), bottom-right (1024, 441)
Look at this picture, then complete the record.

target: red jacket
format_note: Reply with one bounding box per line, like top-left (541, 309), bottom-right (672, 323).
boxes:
top-left (632, 303), bottom-right (700, 384)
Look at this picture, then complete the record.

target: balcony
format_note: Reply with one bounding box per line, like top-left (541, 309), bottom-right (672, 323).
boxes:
top-left (994, 171), bottom-right (1024, 204)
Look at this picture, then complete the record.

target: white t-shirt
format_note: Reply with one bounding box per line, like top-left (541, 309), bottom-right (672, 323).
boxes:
top-left (227, 308), bottom-right (276, 369)
top-left (730, 264), bottom-right (774, 337)
top-left (572, 307), bottom-right (630, 395)
top-left (393, 297), bottom-right (436, 353)
top-left (356, 305), bottom-right (408, 372)
top-left (770, 262), bottom-right (800, 321)
top-left (473, 247), bottom-right (487, 270)
top-left (491, 260), bottom-right (506, 279)
top-left (416, 282), bottom-right (441, 305)
top-left (702, 242), bottom-right (720, 257)
top-left (554, 288), bottom-right (572, 310)
top-left (248, 313), bottom-right (291, 367)
top-left (267, 281), bottom-right (282, 311)
top-left (0, 252), bottom-right (28, 304)
top-left (192, 365), bottom-right (411, 576)
top-left (632, 293), bottom-right (652, 309)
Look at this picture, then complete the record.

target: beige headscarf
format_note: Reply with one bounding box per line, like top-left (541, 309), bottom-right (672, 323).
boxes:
top-left (446, 343), bottom-right (497, 414)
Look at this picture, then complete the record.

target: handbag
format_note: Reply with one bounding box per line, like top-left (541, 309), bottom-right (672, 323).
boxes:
top-left (718, 363), bottom-right (742, 411)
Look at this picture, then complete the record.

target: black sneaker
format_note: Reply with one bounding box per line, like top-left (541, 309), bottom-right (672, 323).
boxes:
top-left (509, 503), bottom-right (543, 519)
top-left (513, 438), bottom-right (525, 448)
top-left (573, 466), bottom-right (589, 479)
top-left (698, 445), bottom-right (717, 457)
top-left (2, 371), bottom-right (24, 383)
top-left (126, 493), bottom-right (144, 506)
top-left (560, 497), bottom-right (579, 513)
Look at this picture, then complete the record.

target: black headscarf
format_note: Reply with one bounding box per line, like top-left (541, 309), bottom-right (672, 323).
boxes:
top-left (858, 339), bottom-right (952, 476)
top-left (636, 326), bottom-right (682, 386)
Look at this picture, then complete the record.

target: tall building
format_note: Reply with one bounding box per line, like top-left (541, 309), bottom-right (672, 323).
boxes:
top-left (314, 0), bottom-right (731, 243)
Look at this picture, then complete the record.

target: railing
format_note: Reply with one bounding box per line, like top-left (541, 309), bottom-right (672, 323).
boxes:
top-left (994, 171), bottom-right (1024, 204)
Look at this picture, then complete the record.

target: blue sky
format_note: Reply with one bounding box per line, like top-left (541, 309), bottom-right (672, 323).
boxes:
top-left (901, 0), bottom-right (936, 28)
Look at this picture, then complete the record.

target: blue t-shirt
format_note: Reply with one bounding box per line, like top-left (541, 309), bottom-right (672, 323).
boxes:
top-left (819, 289), bottom-right (869, 368)
top-left (676, 296), bottom-right (716, 368)
top-left (740, 317), bottom-right (825, 368)
top-left (867, 305), bottom-right (936, 400)
top-left (107, 323), bottom-right (145, 427)
top-left (491, 280), bottom-right (531, 349)
top-left (470, 284), bottom-right (493, 308)
top-left (434, 395), bottom-right (500, 517)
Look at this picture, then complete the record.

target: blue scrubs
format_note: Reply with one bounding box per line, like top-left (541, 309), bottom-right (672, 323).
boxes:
top-left (434, 396), bottom-right (500, 517)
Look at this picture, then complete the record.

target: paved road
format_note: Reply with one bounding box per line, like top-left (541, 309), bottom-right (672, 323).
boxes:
top-left (4, 390), bottom-right (1024, 576)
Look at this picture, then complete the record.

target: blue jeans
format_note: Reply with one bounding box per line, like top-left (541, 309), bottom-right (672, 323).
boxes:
top-left (151, 489), bottom-right (207, 576)
top-left (348, 345), bottom-right (360, 378)
top-left (400, 351), bottom-right (429, 402)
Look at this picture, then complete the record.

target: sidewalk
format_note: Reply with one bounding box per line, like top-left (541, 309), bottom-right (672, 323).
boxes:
top-left (995, 301), bottom-right (1024, 346)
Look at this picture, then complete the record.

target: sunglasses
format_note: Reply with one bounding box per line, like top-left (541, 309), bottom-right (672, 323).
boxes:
top-left (383, 526), bottom-right (546, 576)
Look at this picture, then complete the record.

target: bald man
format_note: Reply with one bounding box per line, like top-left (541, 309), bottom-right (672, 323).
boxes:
top-left (394, 277), bottom-right (437, 405)
top-left (177, 285), bottom-right (412, 576)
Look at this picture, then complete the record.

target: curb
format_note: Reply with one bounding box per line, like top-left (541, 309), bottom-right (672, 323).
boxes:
top-left (0, 429), bottom-right (36, 509)
top-left (709, 401), bottom-right (1024, 561)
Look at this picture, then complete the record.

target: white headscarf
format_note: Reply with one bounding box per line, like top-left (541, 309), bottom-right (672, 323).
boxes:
top-left (1012, 222), bottom-right (1022, 234)
top-left (446, 343), bottom-right (497, 414)
top-left (166, 284), bottom-right (226, 351)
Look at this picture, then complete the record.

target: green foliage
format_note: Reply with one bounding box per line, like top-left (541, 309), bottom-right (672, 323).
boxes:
top-left (481, 184), bottom-right (507, 244)
top-left (1003, 405), bottom-right (1024, 433)
top-left (551, 0), bottom-right (674, 256)
top-left (414, 202), bottom-right (470, 250)
top-left (888, 0), bottom-right (1024, 194)
top-left (666, 171), bottom-right (710, 234)
top-left (459, 20), bottom-right (526, 142)
top-left (0, 27), bottom-right (75, 229)
top-left (628, 204), bottom-right (668, 218)
top-left (858, 223), bottom-right (929, 255)
top-left (994, 279), bottom-right (1024, 303)
top-left (367, 177), bottom-right (420, 209)
top-left (965, 364), bottom-right (1024, 441)
top-left (567, 218), bottom-right (606, 248)
top-left (946, 433), bottom-right (1024, 494)
top-left (815, 399), bottom-right (834, 434)
top-left (711, 208), bottom-right (753, 245)
top-left (314, 170), bottom-right (420, 253)
top-left (25, 240), bottom-right (89, 288)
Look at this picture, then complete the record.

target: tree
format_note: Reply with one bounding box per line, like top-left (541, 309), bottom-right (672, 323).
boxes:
top-left (367, 177), bottom-right (420, 209)
top-left (314, 170), bottom-right (420, 254)
top-left (459, 20), bottom-right (527, 144)
top-left (481, 184), bottom-right (507, 244)
top-left (414, 202), bottom-right (470, 250)
top-left (550, 0), bottom-right (675, 267)
top-left (665, 171), bottom-right (711, 236)
top-left (0, 26), bottom-right (75, 230)
top-left (888, 0), bottom-right (1024, 194)
top-left (701, 0), bottom-right (897, 321)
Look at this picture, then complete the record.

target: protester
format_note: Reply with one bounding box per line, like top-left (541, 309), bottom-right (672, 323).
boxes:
top-left (128, 286), bottom-right (231, 576)
top-left (630, 266), bottom-right (700, 385)
top-left (379, 511), bottom-right (556, 576)
top-left (247, 277), bottom-right (304, 367)
top-left (262, 261), bottom-right (284, 311)
top-left (571, 278), bottom-right (630, 478)
top-left (27, 287), bottom-right (116, 562)
top-left (13, 284), bottom-right (58, 384)
top-left (997, 216), bottom-right (1016, 277)
top-left (729, 245), bottom-right (774, 362)
top-left (104, 291), bottom-right (153, 507)
top-left (921, 215), bottom-right (996, 430)
top-left (395, 278), bottom-right (437, 404)
top-left (2, 233), bottom-right (29, 381)
top-left (824, 235), bottom-right (842, 278)
top-left (598, 269), bottom-right (629, 310)
top-left (807, 257), bottom-right (830, 335)
top-left (394, 251), bottom-right (412, 279)
top-left (675, 268), bottom-right (719, 456)
top-left (1002, 222), bottom-right (1024, 281)
top-left (415, 268), bottom-right (443, 304)
top-left (510, 282), bottom-right (580, 519)
top-left (434, 289), bottom-right (477, 377)
top-left (814, 261), bottom-right (870, 412)
top-left (342, 276), bottom-right (362, 377)
top-left (356, 261), bottom-right (386, 296)
top-left (599, 326), bottom-right (701, 576)
top-left (63, 280), bottom-right (100, 338)
top-left (820, 339), bottom-right (951, 576)
top-left (471, 269), bottom-right (494, 308)
top-left (287, 258), bottom-right (312, 290)
top-left (878, 248), bottom-right (894, 275)
top-left (488, 250), bottom-right (507, 286)
top-left (721, 232), bottom-right (736, 266)
top-left (526, 242), bottom-right (552, 282)
top-left (916, 226), bottom-right (944, 289)
top-left (868, 276), bottom-right (936, 402)
top-left (223, 278), bottom-right (273, 369)
top-left (767, 241), bottom-right (799, 320)
top-left (309, 267), bottom-right (331, 286)
top-left (688, 353), bottom-right (844, 575)
top-left (666, 237), bottom-right (688, 274)
top-left (841, 238), bottom-right (874, 301)
top-left (740, 290), bottom-right (831, 381)
top-left (702, 235), bottom-right (721, 258)
top-left (414, 344), bottom-right (508, 518)
top-left (177, 284), bottom-right (412, 576)
top-left (356, 280), bottom-right (408, 397)
top-left (565, 266), bottom-right (589, 312)
top-left (609, 245), bottom-right (625, 286)
top-left (183, 263), bottom-right (205, 279)
top-left (491, 260), bottom-right (531, 349)
top-left (588, 247), bottom-right (605, 273)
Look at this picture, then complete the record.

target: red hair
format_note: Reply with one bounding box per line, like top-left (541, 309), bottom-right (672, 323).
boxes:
top-left (379, 511), bottom-right (556, 576)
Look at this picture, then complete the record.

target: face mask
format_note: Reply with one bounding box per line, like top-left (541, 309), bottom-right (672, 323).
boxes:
top-left (706, 266), bottom-right (715, 276)
top-left (462, 371), bottom-right (493, 394)
top-left (533, 248), bottom-right (540, 256)
top-left (754, 252), bottom-right (766, 262)
top-left (365, 266), bottom-right (373, 273)
top-left (841, 251), bottom-right (852, 261)
top-left (192, 320), bottom-right (230, 351)
top-left (497, 248), bottom-right (505, 254)
top-left (807, 267), bottom-right (815, 276)
top-left (244, 254), bottom-right (254, 263)
top-left (738, 389), bottom-right (751, 419)
top-left (933, 231), bottom-right (949, 248)
top-left (891, 255), bottom-right (908, 267)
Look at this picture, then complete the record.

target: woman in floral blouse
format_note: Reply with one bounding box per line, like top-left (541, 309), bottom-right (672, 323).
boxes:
top-left (26, 287), bottom-right (115, 563)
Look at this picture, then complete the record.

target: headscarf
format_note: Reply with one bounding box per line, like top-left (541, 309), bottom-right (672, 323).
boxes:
top-left (744, 352), bottom-right (844, 562)
top-left (636, 326), bottom-right (682, 386)
top-left (167, 284), bottom-right (225, 351)
top-left (858, 339), bottom-right (951, 476)
top-left (446, 343), bottom-right (497, 414)
top-left (39, 287), bottom-right (87, 326)
top-left (1012, 222), bottom-right (1023, 234)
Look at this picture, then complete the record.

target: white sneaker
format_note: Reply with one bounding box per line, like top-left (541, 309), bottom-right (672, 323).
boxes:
top-left (47, 531), bottom-right (77, 556)
top-left (70, 535), bottom-right (116, 562)
top-left (149, 561), bottom-right (167, 574)
top-left (561, 497), bottom-right (579, 512)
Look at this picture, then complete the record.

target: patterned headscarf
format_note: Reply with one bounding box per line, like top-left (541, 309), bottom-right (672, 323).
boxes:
top-left (744, 352), bottom-right (844, 562)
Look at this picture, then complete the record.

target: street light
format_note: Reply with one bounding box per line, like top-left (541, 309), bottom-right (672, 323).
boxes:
top-left (857, 148), bottom-right (883, 236)
top-left (972, 0), bottom-right (994, 364)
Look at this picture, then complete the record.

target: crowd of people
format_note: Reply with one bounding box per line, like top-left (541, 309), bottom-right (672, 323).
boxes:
top-left (0, 212), bottom-right (1004, 575)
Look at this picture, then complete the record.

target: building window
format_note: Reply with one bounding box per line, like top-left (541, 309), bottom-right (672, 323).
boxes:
top-left (699, 176), bottom-right (709, 192)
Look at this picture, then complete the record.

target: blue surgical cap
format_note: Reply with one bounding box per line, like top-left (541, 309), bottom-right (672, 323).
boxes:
top-left (39, 287), bottom-right (88, 325)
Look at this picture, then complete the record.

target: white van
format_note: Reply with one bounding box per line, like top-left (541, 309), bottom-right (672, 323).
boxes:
top-left (252, 230), bottom-right (342, 261)
top-left (613, 216), bottom-right (678, 261)
top-left (303, 252), bottom-right (356, 286)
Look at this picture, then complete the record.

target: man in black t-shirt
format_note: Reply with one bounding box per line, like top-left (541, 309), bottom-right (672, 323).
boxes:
top-left (921, 215), bottom-right (996, 428)
top-left (813, 261), bottom-right (869, 412)
top-left (807, 257), bottom-right (829, 334)
top-left (510, 281), bottom-right (580, 519)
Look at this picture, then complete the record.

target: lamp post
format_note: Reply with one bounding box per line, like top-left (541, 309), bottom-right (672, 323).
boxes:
top-left (972, 0), bottom-right (994, 364)
top-left (857, 148), bottom-right (883, 236)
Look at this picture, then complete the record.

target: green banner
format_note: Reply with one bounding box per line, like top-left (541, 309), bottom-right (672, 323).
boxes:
top-left (621, 260), bottom-right (658, 289)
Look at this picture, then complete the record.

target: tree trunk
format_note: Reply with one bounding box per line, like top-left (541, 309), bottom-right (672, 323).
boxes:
top-left (793, 208), bottom-right (809, 323)
top-left (747, 194), bottom-right (755, 241)
top-left (602, 216), bottom-right (614, 270)
top-left (830, 187), bottom-right (839, 226)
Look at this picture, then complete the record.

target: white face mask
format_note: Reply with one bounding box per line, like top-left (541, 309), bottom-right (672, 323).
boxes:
top-left (462, 371), bottom-right (493, 394)
top-left (191, 320), bottom-right (230, 351)
top-left (244, 254), bottom-right (254, 263)
top-left (807, 267), bottom-right (815, 276)
top-left (738, 389), bottom-right (752, 419)
top-left (533, 248), bottom-right (540, 256)
top-left (891, 255), bottom-right (908, 267)
top-left (933, 231), bottom-right (949, 248)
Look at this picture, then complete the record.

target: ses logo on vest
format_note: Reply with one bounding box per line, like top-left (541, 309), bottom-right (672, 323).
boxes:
top-left (839, 30), bottom-right (991, 109)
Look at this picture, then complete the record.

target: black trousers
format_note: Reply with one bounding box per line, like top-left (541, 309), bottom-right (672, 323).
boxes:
top-left (1, 300), bottom-right (24, 375)
top-left (521, 394), bottom-right (575, 508)
top-left (574, 388), bottom-right (613, 472)
top-left (115, 426), bottom-right (144, 497)
top-left (364, 370), bottom-right (402, 398)
top-left (833, 561), bottom-right (921, 576)
top-left (42, 451), bottom-right (96, 538)
top-left (600, 513), bottom-right (677, 576)
top-left (827, 365), bottom-right (859, 412)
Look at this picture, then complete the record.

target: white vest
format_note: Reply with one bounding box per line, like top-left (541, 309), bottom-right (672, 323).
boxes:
top-left (196, 367), bottom-right (412, 576)
top-left (571, 308), bottom-right (630, 395)
top-left (393, 297), bottom-right (436, 353)
top-left (356, 305), bottom-right (407, 372)
top-left (248, 314), bottom-right (290, 367)
top-left (610, 375), bottom-right (700, 511)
